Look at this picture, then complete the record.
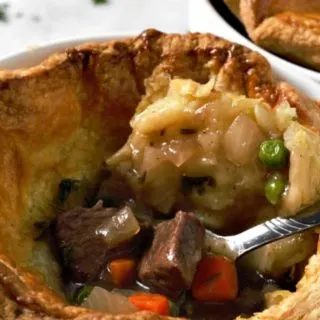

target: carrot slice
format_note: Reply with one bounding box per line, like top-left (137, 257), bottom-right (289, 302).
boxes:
top-left (109, 258), bottom-right (136, 287)
top-left (192, 256), bottom-right (238, 301)
top-left (129, 293), bottom-right (169, 316)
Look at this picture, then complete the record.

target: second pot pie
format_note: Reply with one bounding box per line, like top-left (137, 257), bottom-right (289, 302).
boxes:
top-left (0, 29), bottom-right (320, 320)
top-left (224, 0), bottom-right (320, 71)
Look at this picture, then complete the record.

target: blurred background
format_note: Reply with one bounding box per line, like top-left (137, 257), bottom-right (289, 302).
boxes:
top-left (0, 0), bottom-right (187, 58)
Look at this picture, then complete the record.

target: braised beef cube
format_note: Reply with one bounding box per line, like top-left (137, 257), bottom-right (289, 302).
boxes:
top-left (56, 201), bottom-right (142, 282)
top-left (138, 211), bottom-right (204, 297)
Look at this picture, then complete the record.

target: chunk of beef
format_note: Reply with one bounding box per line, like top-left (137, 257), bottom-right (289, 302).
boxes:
top-left (138, 211), bottom-right (204, 298)
top-left (56, 201), bottom-right (146, 282)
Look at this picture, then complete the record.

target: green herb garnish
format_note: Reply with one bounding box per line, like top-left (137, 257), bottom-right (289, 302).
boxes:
top-left (73, 285), bottom-right (93, 305)
top-left (58, 179), bottom-right (80, 204)
top-left (92, 0), bottom-right (108, 4)
top-left (34, 220), bottom-right (51, 240)
top-left (0, 3), bottom-right (9, 22)
top-left (180, 128), bottom-right (197, 135)
top-left (181, 175), bottom-right (215, 194)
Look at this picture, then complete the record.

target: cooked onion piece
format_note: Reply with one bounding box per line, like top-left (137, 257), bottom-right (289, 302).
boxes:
top-left (97, 206), bottom-right (141, 248)
top-left (81, 286), bottom-right (137, 314)
top-left (223, 114), bottom-right (265, 166)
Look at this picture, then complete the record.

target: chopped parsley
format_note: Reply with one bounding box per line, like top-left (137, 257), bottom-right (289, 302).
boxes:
top-left (58, 179), bottom-right (80, 204)
top-left (180, 128), bottom-right (197, 135)
top-left (34, 220), bottom-right (51, 240)
top-left (73, 285), bottom-right (93, 305)
top-left (0, 3), bottom-right (9, 22)
top-left (92, 0), bottom-right (108, 4)
top-left (181, 175), bottom-right (215, 195)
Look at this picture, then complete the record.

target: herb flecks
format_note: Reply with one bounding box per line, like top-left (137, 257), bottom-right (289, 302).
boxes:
top-left (58, 179), bottom-right (80, 204)
top-left (204, 272), bottom-right (221, 286)
top-left (73, 285), bottom-right (93, 305)
top-left (0, 3), bottom-right (9, 22)
top-left (93, 0), bottom-right (108, 4)
top-left (34, 220), bottom-right (51, 240)
top-left (181, 175), bottom-right (215, 194)
top-left (180, 128), bottom-right (197, 135)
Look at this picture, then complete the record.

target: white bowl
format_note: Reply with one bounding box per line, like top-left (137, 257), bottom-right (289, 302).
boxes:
top-left (0, 32), bottom-right (319, 102)
top-left (189, 0), bottom-right (320, 84)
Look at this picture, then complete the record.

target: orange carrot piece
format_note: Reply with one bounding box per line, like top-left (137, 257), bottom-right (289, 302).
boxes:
top-left (192, 256), bottom-right (238, 301)
top-left (129, 293), bottom-right (169, 316)
top-left (109, 258), bottom-right (136, 287)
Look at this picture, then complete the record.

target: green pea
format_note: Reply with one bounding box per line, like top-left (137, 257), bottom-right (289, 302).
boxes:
top-left (265, 175), bottom-right (286, 205)
top-left (259, 139), bottom-right (289, 169)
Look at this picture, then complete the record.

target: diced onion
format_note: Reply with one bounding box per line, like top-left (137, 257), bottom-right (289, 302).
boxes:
top-left (223, 114), bottom-right (265, 166)
top-left (141, 146), bottom-right (166, 172)
top-left (95, 206), bottom-right (140, 249)
top-left (197, 131), bottom-right (221, 154)
top-left (161, 139), bottom-right (198, 167)
top-left (81, 286), bottom-right (137, 314)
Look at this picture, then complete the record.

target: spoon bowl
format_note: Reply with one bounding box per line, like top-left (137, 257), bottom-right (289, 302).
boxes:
top-left (205, 210), bottom-right (320, 260)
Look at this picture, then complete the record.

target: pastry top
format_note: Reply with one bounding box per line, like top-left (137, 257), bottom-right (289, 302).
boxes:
top-left (224, 0), bottom-right (241, 18)
top-left (224, 0), bottom-right (320, 70)
top-left (0, 29), bottom-right (318, 320)
top-left (239, 0), bottom-right (320, 33)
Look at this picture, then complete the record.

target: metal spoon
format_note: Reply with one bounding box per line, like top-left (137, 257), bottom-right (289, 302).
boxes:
top-left (205, 209), bottom-right (320, 260)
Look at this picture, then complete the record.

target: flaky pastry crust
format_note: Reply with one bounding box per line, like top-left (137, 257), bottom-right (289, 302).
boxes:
top-left (224, 0), bottom-right (320, 70)
top-left (0, 29), bottom-right (319, 319)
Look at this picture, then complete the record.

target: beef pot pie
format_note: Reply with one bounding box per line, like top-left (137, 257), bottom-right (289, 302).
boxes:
top-left (224, 0), bottom-right (320, 71)
top-left (0, 29), bottom-right (320, 320)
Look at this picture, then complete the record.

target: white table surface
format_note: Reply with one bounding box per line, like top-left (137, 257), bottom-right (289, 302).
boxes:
top-left (0, 0), bottom-right (188, 59)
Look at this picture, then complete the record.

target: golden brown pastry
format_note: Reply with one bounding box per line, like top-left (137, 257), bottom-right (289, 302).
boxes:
top-left (0, 29), bottom-right (319, 319)
top-left (224, 0), bottom-right (241, 18)
top-left (224, 0), bottom-right (320, 70)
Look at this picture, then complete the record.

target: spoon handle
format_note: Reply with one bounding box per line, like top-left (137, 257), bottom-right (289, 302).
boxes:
top-left (230, 212), bottom-right (320, 259)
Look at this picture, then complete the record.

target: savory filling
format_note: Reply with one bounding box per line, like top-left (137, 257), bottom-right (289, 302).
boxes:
top-left (51, 78), bottom-right (319, 319)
